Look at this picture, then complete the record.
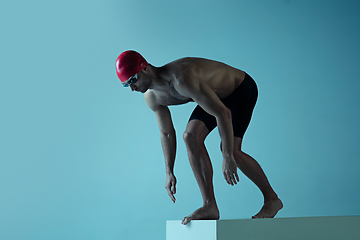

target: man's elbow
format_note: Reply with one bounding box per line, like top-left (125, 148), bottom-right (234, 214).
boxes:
top-left (216, 107), bottom-right (231, 121)
top-left (160, 128), bottom-right (176, 138)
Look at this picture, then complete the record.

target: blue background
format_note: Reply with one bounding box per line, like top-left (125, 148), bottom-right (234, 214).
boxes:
top-left (1, 0), bottom-right (359, 239)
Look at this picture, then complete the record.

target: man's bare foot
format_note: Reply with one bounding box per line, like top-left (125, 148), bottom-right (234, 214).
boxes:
top-left (181, 204), bottom-right (220, 225)
top-left (252, 198), bottom-right (283, 219)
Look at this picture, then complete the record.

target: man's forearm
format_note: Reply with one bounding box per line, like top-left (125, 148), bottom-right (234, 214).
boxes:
top-left (216, 110), bottom-right (234, 157)
top-left (160, 129), bottom-right (177, 174)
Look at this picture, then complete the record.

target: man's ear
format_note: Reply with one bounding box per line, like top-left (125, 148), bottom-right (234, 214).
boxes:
top-left (140, 62), bottom-right (148, 70)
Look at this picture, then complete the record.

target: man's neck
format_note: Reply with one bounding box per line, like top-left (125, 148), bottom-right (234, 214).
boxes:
top-left (148, 65), bottom-right (173, 90)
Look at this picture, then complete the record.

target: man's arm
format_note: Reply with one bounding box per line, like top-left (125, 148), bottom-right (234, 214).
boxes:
top-left (174, 72), bottom-right (239, 186)
top-left (144, 92), bottom-right (177, 202)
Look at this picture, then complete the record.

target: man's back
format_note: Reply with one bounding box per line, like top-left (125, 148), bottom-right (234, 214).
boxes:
top-left (145, 57), bottom-right (246, 107)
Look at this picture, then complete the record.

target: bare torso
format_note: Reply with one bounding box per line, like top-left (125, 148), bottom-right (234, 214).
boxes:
top-left (145, 57), bottom-right (246, 106)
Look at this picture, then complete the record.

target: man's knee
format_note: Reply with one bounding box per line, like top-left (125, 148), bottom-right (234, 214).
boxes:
top-left (183, 120), bottom-right (209, 147)
top-left (183, 130), bottom-right (198, 146)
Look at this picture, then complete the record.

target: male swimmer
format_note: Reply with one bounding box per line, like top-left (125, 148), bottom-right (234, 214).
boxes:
top-left (115, 50), bottom-right (283, 225)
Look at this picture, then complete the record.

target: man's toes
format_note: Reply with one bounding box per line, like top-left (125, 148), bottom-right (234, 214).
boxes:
top-left (181, 217), bottom-right (191, 225)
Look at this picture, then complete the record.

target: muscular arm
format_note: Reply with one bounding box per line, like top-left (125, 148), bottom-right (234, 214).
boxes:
top-left (144, 92), bottom-right (177, 202)
top-left (155, 105), bottom-right (176, 175)
top-left (174, 70), bottom-right (239, 185)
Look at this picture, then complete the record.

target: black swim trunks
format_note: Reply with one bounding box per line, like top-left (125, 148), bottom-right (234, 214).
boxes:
top-left (188, 72), bottom-right (258, 138)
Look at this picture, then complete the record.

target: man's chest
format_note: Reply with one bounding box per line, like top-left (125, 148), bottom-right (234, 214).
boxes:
top-left (153, 88), bottom-right (193, 106)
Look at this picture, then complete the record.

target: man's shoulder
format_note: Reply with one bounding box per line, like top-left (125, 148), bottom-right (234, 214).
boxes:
top-left (144, 90), bottom-right (157, 104)
top-left (144, 90), bottom-right (162, 111)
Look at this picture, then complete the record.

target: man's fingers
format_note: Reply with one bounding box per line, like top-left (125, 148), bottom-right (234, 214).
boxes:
top-left (165, 176), bottom-right (177, 203)
top-left (232, 172), bottom-right (239, 185)
top-left (223, 172), bottom-right (229, 184)
top-left (231, 175), bottom-right (236, 185)
top-left (225, 173), bottom-right (234, 185)
top-left (166, 184), bottom-right (176, 202)
top-left (227, 178), bottom-right (232, 185)
top-left (230, 175), bottom-right (235, 185)
top-left (167, 189), bottom-right (176, 202)
top-left (235, 172), bottom-right (240, 182)
top-left (224, 171), bottom-right (239, 185)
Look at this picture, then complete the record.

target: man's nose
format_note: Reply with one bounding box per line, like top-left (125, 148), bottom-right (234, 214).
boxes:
top-left (130, 84), bottom-right (135, 91)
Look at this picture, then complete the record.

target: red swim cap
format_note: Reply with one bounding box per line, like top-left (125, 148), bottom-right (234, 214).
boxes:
top-left (115, 50), bottom-right (148, 82)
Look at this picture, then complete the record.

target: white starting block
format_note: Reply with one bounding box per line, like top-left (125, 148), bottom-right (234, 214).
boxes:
top-left (166, 216), bottom-right (360, 240)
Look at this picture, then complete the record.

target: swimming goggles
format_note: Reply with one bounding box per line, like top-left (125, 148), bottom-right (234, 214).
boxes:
top-left (122, 74), bottom-right (138, 87)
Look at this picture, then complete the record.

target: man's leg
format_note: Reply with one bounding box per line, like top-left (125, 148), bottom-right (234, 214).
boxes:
top-left (181, 119), bottom-right (220, 225)
top-left (232, 137), bottom-right (283, 218)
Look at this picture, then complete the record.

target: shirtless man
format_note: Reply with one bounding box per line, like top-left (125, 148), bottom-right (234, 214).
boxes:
top-left (115, 50), bottom-right (283, 225)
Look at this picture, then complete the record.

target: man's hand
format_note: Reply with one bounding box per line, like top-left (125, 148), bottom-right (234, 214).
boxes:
top-left (222, 156), bottom-right (239, 186)
top-left (165, 173), bottom-right (177, 203)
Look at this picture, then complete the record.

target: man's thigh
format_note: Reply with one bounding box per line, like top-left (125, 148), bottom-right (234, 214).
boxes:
top-left (188, 105), bottom-right (217, 134)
